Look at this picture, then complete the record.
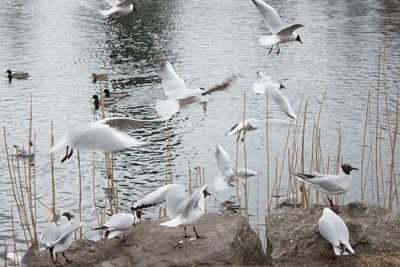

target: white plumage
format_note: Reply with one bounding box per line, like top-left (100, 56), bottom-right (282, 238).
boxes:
top-left (253, 71), bottom-right (297, 119)
top-left (94, 213), bottom-right (135, 240)
top-left (160, 185), bottom-right (211, 238)
top-left (214, 145), bottom-right (257, 190)
top-left (101, 0), bottom-right (135, 18)
top-left (252, 0), bottom-right (303, 54)
top-left (156, 61), bottom-right (239, 118)
top-left (318, 208), bottom-right (354, 256)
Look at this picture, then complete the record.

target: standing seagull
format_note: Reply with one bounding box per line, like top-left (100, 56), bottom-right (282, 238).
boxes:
top-left (41, 212), bottom-right (81, 264)
top-left (160, 185), bottom-right (211, 239)
top-left (319, 208), bottom-right (354, 256)
top-left (100, 0), bottom-right (137, 19)
top-left (49, 117), bottom-right (165, 163)
top-left (156, 61), bottom-right (240, 118)
top-left (132, 184), bottom-right (211, 238)
top-left (93, 213), bottom-right (135, 242)
top-left (214, 145), bottom-right (257, 190)
top-left (295, 164), bottom-right (358, 212)
top-left (253, 71), bottom-right (297, 119)
top-left (252, 0), bottom-right (303, 54)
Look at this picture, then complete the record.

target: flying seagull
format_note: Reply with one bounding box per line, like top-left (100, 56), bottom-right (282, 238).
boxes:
top-left (100, 0), bottom-right (137, 19)
top-left (252, 0), bottom-right (303, 54)
top-left (295, 164), bottom-right (358, 213)
top-left (319, 208), bottom-right (354, 256)
top-left (49, 117), bottom-right (165, 163)
top-left (160, 185), bottom-right (211, 239)
top-left (41, 212), bottom-right (81, 264)
top-left (214, 145), bottom-right (257, 190)
top-left (156, 61), bottom-right (240, 118)
top-left (93, 213), bottom-right (135, 242)
top-left (226, 118), bottom-right (292, 141)
top-left (253, 71), bottom-right (297, 119)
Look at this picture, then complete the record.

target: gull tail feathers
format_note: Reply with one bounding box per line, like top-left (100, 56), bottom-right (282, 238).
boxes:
top-left (259, 35), bottom-right (279, 47)
top-left (160, 216), bottom-right (181, 227)
top-left (156, 99), bottom-right (179, 120)
top-left (49, 134), bottom-right (68, 153)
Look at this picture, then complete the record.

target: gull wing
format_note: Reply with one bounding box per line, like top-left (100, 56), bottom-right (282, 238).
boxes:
top-left (334, 211), bottom-right (354, 255)
top-left (277, 24), bottom-right (304, 36)
top-left (252, 0), bottom-right (283, 34)
top-left (297, 175), bottom-right (347, 193)
top-left (117, 0), bottom-right (132, 8)
top-left (202, 75), bottom-right (240, 95)
top-left (133, 184), bottom-right (186, 210)
top-left (161, 61), bottom-right (189, 99)
top-left (48, 222), bottom-right (81, 249)
top-left (181, 185), bottom-right (207, 218)
top-left (318, 209), bottom-right (340, 252)
top-left (236, 168), bottom-right (258, 178)
top-left (105, 213), bottom-right (134, 231)
top-left (268, 87), bottom-right (297, 119)
top-left (215, 145), bottom-right (233, 177)
top-left (40, 222), bottom-right (60, 247)
top-left (226, 122), bottom-right (240, 136)
top-left (102, 117), bottom-right (162, 132)
top-left (252, 81), bottom-right (266, 94)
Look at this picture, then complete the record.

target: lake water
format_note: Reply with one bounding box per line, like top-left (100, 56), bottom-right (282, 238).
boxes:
top-left (0, 0), bottom-right (399, 258)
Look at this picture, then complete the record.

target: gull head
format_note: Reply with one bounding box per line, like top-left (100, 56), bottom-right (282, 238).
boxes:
top-left (279, 83), bottom-right (285, 89)
top-left (203, 188), bottom-right (211, 198)
top-left (341, 164), bottom-right (358, 175)
top-left (296, 35), bottom-right (303, 44)
top-left (62, 212), bottom-right (74, 221)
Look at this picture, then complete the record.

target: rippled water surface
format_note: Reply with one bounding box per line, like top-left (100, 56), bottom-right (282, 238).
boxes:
top-left (0, 0), bottom-right (399, 257)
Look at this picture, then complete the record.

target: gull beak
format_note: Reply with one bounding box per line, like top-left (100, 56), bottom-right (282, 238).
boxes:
top-left (351, 167), bottom-right (359, 171)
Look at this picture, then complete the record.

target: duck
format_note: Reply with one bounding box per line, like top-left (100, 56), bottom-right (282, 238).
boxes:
top-left (6, 69), bottom-right (29, 82)
top-left (104, 89), bottom-right (128, 99)
top-left (91, 95), bottom-right (116, 107)
top-left (92, 73), bottom-right (108, 83)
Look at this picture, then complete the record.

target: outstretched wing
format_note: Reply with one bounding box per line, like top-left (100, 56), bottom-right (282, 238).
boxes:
top-left (133, 184), bottom-right (186, 210)
top-left (102, 117), bottom-right (162, 132)
top-left (202, 75), bottom-right (240, 95)
top-left (161, 61), bottom-right (188, 99)
top-left (215, 145), bottom-right (233, 177)
top-left (277, 24), bottom-right (304, 35)
top-left (252, 0), bottom-right (283, 34)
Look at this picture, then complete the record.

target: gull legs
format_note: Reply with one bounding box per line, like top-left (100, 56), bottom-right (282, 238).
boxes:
top-left (61, 146), bottom-right (74, 163)
top-left (268, 44), bottom-right (280, 55)
top-left (183, 227), bottom-right (191, 238)
top-left (327, 197), bottom-right (340, 214)
top-left (193, 226), bottom-right (204, 239)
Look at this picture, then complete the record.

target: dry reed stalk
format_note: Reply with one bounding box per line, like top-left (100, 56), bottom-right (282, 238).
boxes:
top-left (77, 151), bottom-right (82, 240)
top-left (389, 88), bottom-right (400, 209)
top-left (235, 131), bottom-right (241, 213)
top-left (92, 151), bottom-right (100, 227)
top-left (361, 90), bottom-right (371, 200)
top-left (265, 91), bottom-right (270, 214)
top-left (3, 242), bottom-right (7, 267)
top-left (188, 167), bottom-right (192, 195)
top-left (256, 179), bottom-right (259, 238)
top-left (11, 206), bottom-right (20, 267)
top-left (374, 48), bottom-right (381, 206)
top-left (378, 125), bottom-right (386, 208)
top-left (50, 122), bottom-right (56, 222)
top-left (241, 91), bottom-right (249, 219)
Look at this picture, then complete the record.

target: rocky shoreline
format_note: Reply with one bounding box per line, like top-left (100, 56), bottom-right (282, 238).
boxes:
top-left (28, 202), bottom-right (400, 266)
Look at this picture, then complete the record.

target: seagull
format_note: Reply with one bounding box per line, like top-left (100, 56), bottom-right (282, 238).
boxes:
top-left (100, 0), bottom-right (137, 19)
top-left (214, 145), bottom-right (257, 190)
top-left (6, 69), bottom-right (29, 82)
top-left (132, 184), bottom-right (204, 238)
top-left (252, 0), bottom-right (303, 54)
top-left (155, 61), bottom-right (240, 118)
top-left (93, 212), bottom-right (135, 242)
top-left (295, 164), bottom-right (358, 213)
top-left (226, 118), bottom-right (292, 141)
top-left (6, 246), bottom-right (35, 267)
top-left (13, 141), bottom-right (34, 157)
top-left (253, 71), bottom-right (297, 119)
top-left (160, 185), bottom-right (211, 239)
top-left (49, 117), bottom-right (165, 163)
top-left (41, 212), bottom-right (81, 264)
top-left (319, 208), bottom-right (354, 256)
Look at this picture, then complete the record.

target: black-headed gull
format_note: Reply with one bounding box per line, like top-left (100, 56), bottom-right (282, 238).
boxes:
top-left (252, 0), bottom-right (303, 54)
top-left (226, 118), bottom-right (292, 141)
top-left (319, 208), bottom-right (354, 256)
top-left (41, 212), bottom-right (81, 264)
top-left (253, 71), bottom-right (297, 119)
top-left (214, 145), bottom-right (257, 190)
top-left (132, 184), bottom-right (211, 238)
top-left (50, 117), bottom-right (165, 163)
top-left (160, 185), bottom-right (211, 239)
top-left (93, 212), bottom-right (135, 242)
top-left (13, 141), bottom-right (34, 157)
top-left (295, 164), bottom-right (358, 212)
top-left (156, 61), bottom-right (239, 118)
top-left (100, 0), bottom-right (137, 19)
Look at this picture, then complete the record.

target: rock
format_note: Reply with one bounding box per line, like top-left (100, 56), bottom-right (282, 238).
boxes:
top-left (28, 213), bottom-right (266, 266)
top-left (265, 201), bottom-right (400, 266)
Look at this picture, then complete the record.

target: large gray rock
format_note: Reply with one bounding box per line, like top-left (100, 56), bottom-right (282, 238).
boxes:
top-left (265, 201), bottom-right (400, 265)
top-left (29, 213), bottom-right (266, 266)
